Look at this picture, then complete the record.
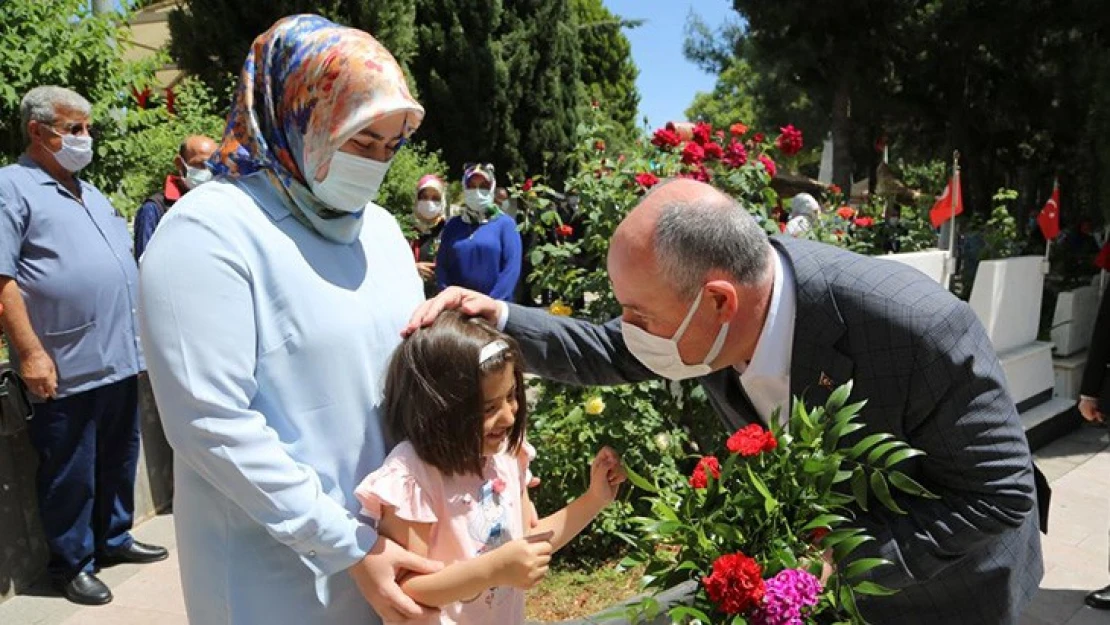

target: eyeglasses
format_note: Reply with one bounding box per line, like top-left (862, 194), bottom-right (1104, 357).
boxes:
top-left (48, 122), bottom-right (95, 137)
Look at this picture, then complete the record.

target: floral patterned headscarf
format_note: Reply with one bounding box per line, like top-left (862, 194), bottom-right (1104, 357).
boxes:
top-left (210, 14), bottom-right (424, 242)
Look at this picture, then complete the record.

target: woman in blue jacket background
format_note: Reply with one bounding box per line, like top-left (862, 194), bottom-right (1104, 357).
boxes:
top-left (435, 163), bottom-right (522, 301)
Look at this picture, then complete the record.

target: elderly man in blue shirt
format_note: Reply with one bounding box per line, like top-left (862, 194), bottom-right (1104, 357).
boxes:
top-left (0, 86), bottom-right (167, 606)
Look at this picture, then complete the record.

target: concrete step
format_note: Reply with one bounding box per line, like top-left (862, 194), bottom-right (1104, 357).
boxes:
top-left (1022, 397), bottom-right (1081, 452)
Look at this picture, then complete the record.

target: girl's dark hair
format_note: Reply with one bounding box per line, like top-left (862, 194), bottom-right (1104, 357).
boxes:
top-left (383, 311), bottom-right (528, 477)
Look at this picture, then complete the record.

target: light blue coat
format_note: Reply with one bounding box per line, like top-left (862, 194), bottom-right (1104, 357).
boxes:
top-left (139, 176), bottom-right (422, 624)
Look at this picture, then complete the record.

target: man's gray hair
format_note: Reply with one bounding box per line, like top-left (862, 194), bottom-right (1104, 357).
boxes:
top-left (653, 187), bottom-right (772, 299)
top-left (20, 86), bottom-right (91, 143)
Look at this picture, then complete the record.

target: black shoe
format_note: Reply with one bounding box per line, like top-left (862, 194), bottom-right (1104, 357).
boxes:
top-left (97, 541), bottom-right (169, 566)
top-left (1087, 585), bottom-right (1110, 610)
top-left (57, 572), bottom-right (112, 606)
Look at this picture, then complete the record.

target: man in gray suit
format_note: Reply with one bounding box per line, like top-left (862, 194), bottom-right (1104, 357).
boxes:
top-left (409, 179), bottom-right (1044, 624)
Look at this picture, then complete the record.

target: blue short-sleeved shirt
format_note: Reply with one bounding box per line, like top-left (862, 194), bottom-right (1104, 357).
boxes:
top-left (0, 155), bottom-right (144, 397)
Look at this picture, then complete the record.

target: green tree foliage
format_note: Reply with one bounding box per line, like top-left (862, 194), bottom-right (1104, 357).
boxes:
top-left (685, 57), bottom-right (759, 132)
top-left (167, 0), bottom-right (419, 96)
top-left (375, 142), bottom-right (449, 238)
top-left (572, 0), bottom-right (640, 133)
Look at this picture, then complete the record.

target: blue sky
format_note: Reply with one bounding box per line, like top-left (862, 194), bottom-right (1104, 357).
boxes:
top-left (603, 0), bottom-right (737, 130)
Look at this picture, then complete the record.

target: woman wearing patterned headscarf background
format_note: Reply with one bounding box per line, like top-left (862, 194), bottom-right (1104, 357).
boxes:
top-left (137, 15), bottom-right (441, 624)
top-left (435, 163), bottom-right (523, 301)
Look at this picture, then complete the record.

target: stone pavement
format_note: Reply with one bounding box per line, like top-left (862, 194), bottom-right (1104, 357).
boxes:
top-left (1, 425), bottom-right (1108, 625)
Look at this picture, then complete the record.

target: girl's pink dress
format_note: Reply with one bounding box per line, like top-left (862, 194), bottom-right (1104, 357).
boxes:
top-left (355, 440), bottom-right (535, 625)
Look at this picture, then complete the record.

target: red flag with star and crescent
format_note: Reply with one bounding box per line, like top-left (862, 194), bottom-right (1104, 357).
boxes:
top-left (929, 168), bottom-right (963, 228)
top-left (1037, 180), bottom-right (1060, 241)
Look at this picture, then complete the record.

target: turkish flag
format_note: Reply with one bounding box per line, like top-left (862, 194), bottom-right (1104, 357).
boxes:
top-left (929, 170), bottom-right (963, 228)
top-left (1038, 181), bottom-right (1060, 241)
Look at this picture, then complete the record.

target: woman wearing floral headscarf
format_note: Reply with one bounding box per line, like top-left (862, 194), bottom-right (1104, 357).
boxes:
top-left (435, 163), bottom-right (523, 301)
top-left (138, 16), bottom-right (440, 624)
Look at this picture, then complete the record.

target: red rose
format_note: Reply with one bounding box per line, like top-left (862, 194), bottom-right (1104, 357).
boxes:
top-left (778, 222), bottom-right (786, 233)
top-left (837, 206), bottom-right (856, 220)
top-left (522, 178), bottom-right (534, 192)
top-left (726, 424), bottom-right (778, 457)
top-left (681, 142), bottom-right (706, 165)
top-left (730, 122), bottom-right (748, 137)
top-left (715, 130), bottom-right (726, 140)
top-left (757, 154), bottom-right (777, 177)
top-left (555, 224), bottom-right (574, 237)
top-left (635, 172), bottom-right (660, 188)
top-left (703, 142), bottom-right (725, 160)
top-left (775, 124), bottom-right (804, 156)
top-left (724, 140), bottom-right (748, 168)
top-left (693, 121), bottom-right (713, 145)
top-left (828, 183), bottom-right (842, 195)
top-left (753, 132), bottom-right (765, 143)
top-left (689, 456), bottom-right (721, 489)
top-left (594, 139), bottom-right (606, 151)
top-left (703, 552), bottom-right (765, 615)
top-left (810, 527), bottom-right (831, 544)
top-left (651, 128), bottom-right (682, 149)
top-left (853, 216), bottom-right (874, 228)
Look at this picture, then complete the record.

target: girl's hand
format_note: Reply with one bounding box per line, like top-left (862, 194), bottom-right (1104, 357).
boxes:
top-left (489, 532), bottom-right (553, 589)
top-left (587, 447), bottom-right (626, 505)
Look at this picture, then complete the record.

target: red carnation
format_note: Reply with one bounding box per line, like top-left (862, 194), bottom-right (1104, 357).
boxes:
top-left (693, 121), bottom-right (713, 145)
top-left (594, 139), bottom-right (606, 152)
top-left (757, 154), bottom-right (777, 177)
top-left (854, 217), bottom-right (874, 228)
top-left (775, 124), bottom-right (804, 156)
top-left (689, 456), bottom-right (721, 489)
top-left (635, 172), bottom-right (660, 188)
top-left (555, 224), bottom-right (574, 237)
top-left (703, 142), bottom-right (725, 160)
top-left (837, 206), bottom-right (856, 220)
top-left (753, 132), bottom-right (765, 143)
top-left (703, 552), bottom-right (766, 615)
top-left (726, 424), bottom-right (778, 457)
top-left (723, 140), bottom-right (748, 169)
top-left (522, 178), bottom-right (534, 192)
top-left (652, 127), bottom-right (682, 149)
top-left (681, 141), bottom-right (706, 165)
top-left (730, 122), bottom-right (748, 137)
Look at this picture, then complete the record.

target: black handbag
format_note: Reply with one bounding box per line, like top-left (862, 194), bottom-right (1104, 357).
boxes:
top-left (0, 368), bottom-right (34, 436)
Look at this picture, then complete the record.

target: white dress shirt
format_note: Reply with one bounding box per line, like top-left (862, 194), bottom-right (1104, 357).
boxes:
top-left (735, 248), bottom-right (797, 426)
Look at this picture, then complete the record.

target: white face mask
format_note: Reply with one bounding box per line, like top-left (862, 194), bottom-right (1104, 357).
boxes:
top-left (620, 288), bottom-right (730, 380)
top-left (309, 150), bottom-right (391, 212)
top-left (464, 188), bottom-right (494, 212)
top-left (183, 165), bottom-right (213, 190)
top-left (48, 131), bottom-right (94, 173)
top-left (415, 199), bottom-right (443, 221)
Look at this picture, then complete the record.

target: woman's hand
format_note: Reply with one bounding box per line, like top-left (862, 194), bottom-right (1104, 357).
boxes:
top-left (348, 536), bottom-right (443, 621)
top-left (587, 447), bottom-right (626, 505)
top-left (415, 261), bottom-right (436, 282)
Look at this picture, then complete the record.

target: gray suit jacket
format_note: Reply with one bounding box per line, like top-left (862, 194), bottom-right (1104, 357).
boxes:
top-left (505, 237), bottom-right (1043, 624)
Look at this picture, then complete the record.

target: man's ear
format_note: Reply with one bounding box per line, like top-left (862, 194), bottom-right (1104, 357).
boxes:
top-left (705, 280), bottom-right (739, 323)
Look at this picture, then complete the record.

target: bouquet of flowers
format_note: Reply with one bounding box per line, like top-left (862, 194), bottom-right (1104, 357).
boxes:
top-left (621, 382), bottom-right (938, 625)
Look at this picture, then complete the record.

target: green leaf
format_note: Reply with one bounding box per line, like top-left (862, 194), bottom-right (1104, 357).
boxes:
top-left (832, 400), bottom-right (869, 425)
top-left (731, 615), bottom-right (749, 625)
top-left (825, 380), bottom-right (854, 412)
top-left (841, 557), bottom-right (891, 580)
top-left (802, 514), bottom-right (850, 532)
top-left (866, 440), bottom-right (908, 465)
top-left (623, 463), bottom-right (659, 494)
top-left (853, 580), bottom-right (900, 596)
top-left (870, 470), bottom-right (907, 514)
top-left (884, 447), bottom-right (926, 469)
top-left (848, 433), bottom-right (895, 460)
top-left (822, 527), bottom-right (865, 548)
top-left (832, 535), bottom-right (875, 561)
top-left (668, 606), bottom-right (712, 623)
top-left (838, 584), bottom-right (863, 621)
top-left (888, 470), bottom-right (941, 499)
top-left (850, 466), bottom-right (869, 512)
top-left (747, 464), bottom-right (779, 512)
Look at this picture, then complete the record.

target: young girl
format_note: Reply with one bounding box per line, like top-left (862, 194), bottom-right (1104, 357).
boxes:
top-left (355, 311), bottom-right (624, 624)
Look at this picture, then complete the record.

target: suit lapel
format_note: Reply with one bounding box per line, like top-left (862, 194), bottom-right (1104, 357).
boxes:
top-left (774, 238), bottom-right (855, 410)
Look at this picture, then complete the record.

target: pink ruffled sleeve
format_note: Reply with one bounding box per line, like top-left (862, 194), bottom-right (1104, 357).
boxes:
top-left (354, 443), bottom-right (438, 524)
top-left (516, 439), bottom-right (537, 491)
